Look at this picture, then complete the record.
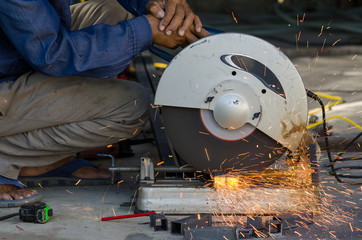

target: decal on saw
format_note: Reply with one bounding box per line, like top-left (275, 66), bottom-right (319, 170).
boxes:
top-left (221, 54), bottom-right (286, 98)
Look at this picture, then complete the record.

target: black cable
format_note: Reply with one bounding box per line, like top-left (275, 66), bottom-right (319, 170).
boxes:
top-left (0, 213), bottom-right (19, 221)
top-left (306, 89), bottom-right (361, 185)
top-left (337, 132), bottom-right (362, 158)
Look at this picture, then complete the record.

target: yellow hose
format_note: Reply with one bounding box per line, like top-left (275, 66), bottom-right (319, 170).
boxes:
top-left (308, 93), bottom-right (343, 116)
top-left (307, 116), bottom-right (362, 131)
top-left (307, 93), bottom-right (362, 131)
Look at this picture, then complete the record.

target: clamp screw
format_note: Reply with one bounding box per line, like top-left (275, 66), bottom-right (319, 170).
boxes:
top-left (205, 96), bottom-right (214, 103)
top-left (252, 112), bottom-right (261, 120)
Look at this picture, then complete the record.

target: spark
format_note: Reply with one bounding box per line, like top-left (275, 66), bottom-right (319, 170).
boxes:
top-left (117, 180), bottom-right (124, 184)
top-left (349, 222), bottom-right (354, 232)
top-left (300, 13), bottom-right (306, 22)
top-left (128, 187), bottom-right (139, 213)
top-left (102, 184), bottom-right (111, 204)
top-left (132, 128), bottom-right (139, 135)
top-left (329, 231), bottom-right (337, 239)
top-left (321, 38), bottom-right (326, 53)
top-left (157, 161), bottom-right (164, 166)
top-left (107, 144), bottom-right (113, 148)
top-left (294, 231), bottom-right (302, 237)
top-left (198, 131), bottom-right (210, 135)
top-left (238, 152), bottom-right (249, 156)
top-left (66, 189), bottom-right (74, 195)
top-left (134, 100), bottom-right (137, 105)
top-left (112, 207), bottom-right (116, 216)
top-left (332, 39), bottom-right (341, 47)
top-left (315, 51), bottom-right (320, 64)
top-left (231, 12), bottom-right (238, 24)
top-left (75, 179), bottom-right (81, 186)
top-left (38, 183), bottom-right (43, 188)
top-left (153, 107), bottom-right (158, 121)
top-left (296, 14), bottom-right (299, 26)
top-left (264, 63), bottom-right (267, 76)
top-left (318, 26), bottom-right (324, 37)
top-left (205, 148), bottom-right (210, 161)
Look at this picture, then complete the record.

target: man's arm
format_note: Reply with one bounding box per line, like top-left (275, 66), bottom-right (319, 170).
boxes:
top-left (0, 0), bottom-right (153, 78)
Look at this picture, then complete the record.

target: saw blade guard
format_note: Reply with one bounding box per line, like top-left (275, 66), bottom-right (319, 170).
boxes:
top-left (154, 33), bottom-right (308, 153)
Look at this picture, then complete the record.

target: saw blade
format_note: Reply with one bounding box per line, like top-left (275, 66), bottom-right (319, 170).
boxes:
top-left (162, 106), bottom-right (285, 174)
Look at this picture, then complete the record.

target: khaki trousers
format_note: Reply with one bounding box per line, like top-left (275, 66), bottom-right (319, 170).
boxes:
top-left (0, 0), bottom-right (149, 179)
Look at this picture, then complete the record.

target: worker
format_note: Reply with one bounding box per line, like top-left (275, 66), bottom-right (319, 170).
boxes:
top-left (0, 0), bottom-right (209, 206)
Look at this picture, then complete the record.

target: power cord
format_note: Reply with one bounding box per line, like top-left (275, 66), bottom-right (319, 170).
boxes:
top-left (0, 213), bottom-right (19, 221)
top-left (306, 89), bottom-right (361, 185)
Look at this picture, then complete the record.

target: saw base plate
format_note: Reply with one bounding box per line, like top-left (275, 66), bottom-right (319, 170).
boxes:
top-left (136, 179), bottom-right (320, 215)
top-left (136, 144), bottom-right (320, 215)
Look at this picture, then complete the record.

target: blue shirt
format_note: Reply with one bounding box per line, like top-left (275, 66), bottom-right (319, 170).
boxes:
top-left (0, 0), bottom-right (153, 82)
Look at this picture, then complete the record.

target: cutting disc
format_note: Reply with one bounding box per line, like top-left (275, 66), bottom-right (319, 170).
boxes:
top-left (162, 106), bottom-right (284, 173)
top-left (154, 33), bottom-right (308, 173)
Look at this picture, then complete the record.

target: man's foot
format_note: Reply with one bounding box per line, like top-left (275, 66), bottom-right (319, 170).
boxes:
top-left (0, 184), bottom-right (38, 201)
top-left (19, 156), bottom-right (111, 179)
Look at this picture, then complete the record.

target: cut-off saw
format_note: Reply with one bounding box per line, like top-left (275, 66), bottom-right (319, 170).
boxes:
top-left (154, 33), bottom-right (309, 174)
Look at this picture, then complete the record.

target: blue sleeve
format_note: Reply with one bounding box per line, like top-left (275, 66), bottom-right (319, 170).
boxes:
top-left (0, 0), bottom-right (153, 78)
top-left (117, 0), bottom-right (152, 16)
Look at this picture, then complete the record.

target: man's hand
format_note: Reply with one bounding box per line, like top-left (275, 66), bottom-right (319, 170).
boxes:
top-left (146, 0), bottom-right (202, 37)
top-left (146, 14), bottom-right (209, 49)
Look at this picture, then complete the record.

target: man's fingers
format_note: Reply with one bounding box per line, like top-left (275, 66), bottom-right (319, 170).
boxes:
top-left (159, 0), bottom-right (177, 31)
top-left (178, 12), bottom-right (195, 36)
top-left (196, 28), bottom-right (210, 38)
top-left (165, 4), bottom-right (186, 35)
top-left (147, 2), bottom-right (165, 18)
top-left (194, 16), bottom-right (203, 33)
top-left (185, 31), bottom-right (198, 44)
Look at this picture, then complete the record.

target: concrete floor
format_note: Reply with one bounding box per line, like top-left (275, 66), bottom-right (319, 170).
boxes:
top-left (0, 151), bottom-right (361, 240)
top-left (1, 23), bottom-right (362, 240)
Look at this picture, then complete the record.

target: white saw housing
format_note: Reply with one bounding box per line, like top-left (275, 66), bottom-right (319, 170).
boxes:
top-left (154, 33), bottom-right (308, 152)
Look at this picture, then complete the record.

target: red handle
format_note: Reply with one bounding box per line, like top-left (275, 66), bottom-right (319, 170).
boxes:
top-left (101, 211), bottom-right (157, 221)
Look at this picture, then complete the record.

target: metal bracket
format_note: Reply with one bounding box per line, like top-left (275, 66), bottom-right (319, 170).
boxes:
top-left (236, 228), bottom-right (254, 239)
top-left (267, 219), bottom-right (283, 236)
top-left (98, 153), bottom-right (115, 184)
top-left (140, 157), bottom-right (154, 184)
top-left (171, 214), bottom-right (212, 235)
top-left (149, 214), bottom-right (168, 231)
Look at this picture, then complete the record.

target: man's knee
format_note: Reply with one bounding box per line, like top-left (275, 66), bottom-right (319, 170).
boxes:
top-left (71, 0), bottom-right (133, 30)
top-left (108, 80), bottom-right (150, 123)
